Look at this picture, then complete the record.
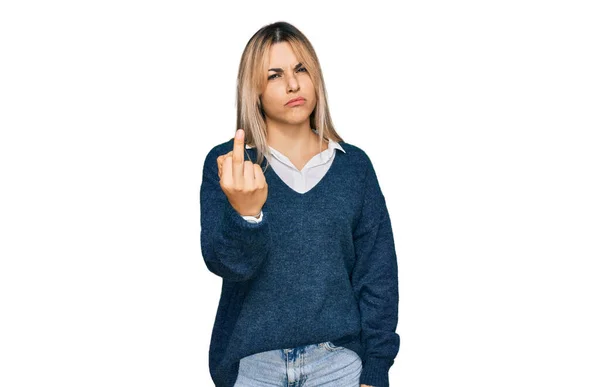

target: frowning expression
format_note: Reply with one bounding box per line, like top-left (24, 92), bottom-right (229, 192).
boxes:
top-left (260, 42), bottom-right (316, 125)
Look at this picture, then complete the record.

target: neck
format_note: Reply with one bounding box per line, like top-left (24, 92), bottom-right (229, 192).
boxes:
top-left (265, 123), bottom-right (326, 156)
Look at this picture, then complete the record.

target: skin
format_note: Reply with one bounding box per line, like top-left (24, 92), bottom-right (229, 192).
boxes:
top-left (217, 129), bottom-right (267, 218)
top-left (260, 41), bottom-right (329, 170)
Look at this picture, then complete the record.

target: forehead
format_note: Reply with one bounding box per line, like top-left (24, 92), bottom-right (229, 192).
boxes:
top-left (267, 42), bottom-right (299, 67)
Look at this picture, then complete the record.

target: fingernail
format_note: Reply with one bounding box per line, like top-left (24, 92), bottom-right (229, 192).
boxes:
top-left (236, 129), bottom-right (244, 139)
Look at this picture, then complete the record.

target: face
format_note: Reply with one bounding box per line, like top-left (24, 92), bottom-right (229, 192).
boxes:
top-left (260, 42), bottom-right (317, 126)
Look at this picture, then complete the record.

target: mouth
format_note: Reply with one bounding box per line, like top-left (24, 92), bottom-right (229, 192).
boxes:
top-left (286, 97), bottom-right (306, 106)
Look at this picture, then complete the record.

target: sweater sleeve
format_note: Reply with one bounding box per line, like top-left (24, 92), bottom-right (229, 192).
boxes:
top-left (351, 154), bottom-right (400, 387)
top-left (200, 146), bottom-right (271, 282)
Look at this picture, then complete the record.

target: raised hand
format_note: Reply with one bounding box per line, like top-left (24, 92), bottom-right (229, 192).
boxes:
top-left (216, 129), bottom-right (268, 217)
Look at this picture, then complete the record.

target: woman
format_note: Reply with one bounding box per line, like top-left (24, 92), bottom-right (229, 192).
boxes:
top-left (200, 21), bottom-right (399, 387)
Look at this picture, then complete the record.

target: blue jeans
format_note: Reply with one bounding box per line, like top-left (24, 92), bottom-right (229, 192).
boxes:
top-left (233, 341), bottom-right (363, 386)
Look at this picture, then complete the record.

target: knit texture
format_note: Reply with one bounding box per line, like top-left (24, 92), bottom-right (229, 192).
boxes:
top-left (200, 138), bottom-right (400, 387)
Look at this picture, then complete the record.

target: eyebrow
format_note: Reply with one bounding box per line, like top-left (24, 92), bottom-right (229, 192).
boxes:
top-left (268, 62), bottom-right (303, 73)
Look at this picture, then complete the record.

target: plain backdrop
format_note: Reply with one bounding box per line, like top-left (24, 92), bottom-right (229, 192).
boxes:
top-left (1, 1), bottom-right (599, 386)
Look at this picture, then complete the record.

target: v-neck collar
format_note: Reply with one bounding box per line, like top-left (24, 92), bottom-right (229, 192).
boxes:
top-left (245, 141), bottom-right (346, 197)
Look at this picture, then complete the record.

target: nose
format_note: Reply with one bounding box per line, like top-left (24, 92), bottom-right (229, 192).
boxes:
top-left (287, 74), bottom-right (300, 92)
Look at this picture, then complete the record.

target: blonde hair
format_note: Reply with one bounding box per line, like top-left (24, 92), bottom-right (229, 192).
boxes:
top-left (235, 21), bottom-right (344, 169)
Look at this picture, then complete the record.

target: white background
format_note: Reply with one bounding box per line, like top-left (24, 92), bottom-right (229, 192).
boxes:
top-left (1, 1), bottom-right (599, 386)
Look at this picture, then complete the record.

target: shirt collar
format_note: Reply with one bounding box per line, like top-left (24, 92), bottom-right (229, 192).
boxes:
top-left (245, 138), bottom-right (346, 154)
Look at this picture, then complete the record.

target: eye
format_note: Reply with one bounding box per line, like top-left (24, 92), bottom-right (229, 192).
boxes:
top-left (268, 67), bottom-right (308, 80)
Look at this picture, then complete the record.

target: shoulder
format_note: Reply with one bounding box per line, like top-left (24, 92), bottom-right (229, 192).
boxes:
top-left (206, 138), bottom-right (235, 157)
top-left (336, 140), bottom-right (384, 193)
top-left (201, 138), bottom-right (236, 178)
top-left (202, 138), bottom-right (235, 165)
top-left (337, 140), bottom-right (376, 172)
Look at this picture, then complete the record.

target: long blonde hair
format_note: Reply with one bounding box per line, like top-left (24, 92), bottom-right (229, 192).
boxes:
top-left (235, 21), bottom-right (344, 168)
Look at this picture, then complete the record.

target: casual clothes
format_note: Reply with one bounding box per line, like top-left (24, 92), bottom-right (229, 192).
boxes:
top-left (200, 137), bottom-right (400, 387)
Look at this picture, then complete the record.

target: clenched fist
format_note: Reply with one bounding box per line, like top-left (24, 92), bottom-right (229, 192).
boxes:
top-left (216, 129), bottom-right (268, 218)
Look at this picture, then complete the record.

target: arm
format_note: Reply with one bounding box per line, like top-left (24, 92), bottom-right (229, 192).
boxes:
top-left (351, 155), bottom-right (400, 387)
top-left (200, 147), bottom-right (271, 282)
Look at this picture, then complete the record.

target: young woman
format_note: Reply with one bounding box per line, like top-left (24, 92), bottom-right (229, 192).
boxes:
top-left (200, 21), bottom-right (400, 387)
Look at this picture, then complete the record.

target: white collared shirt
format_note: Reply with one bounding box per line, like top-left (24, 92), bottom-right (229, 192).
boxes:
top-left (242, 138), bottom-right (346, 223)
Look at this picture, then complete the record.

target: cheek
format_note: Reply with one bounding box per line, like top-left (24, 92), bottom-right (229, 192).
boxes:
top-left (302, 76), bottom-right (315, 89)
top-left (260, 92), bottom-right (284, 112)
top-left (302, 83), bottom-right (316, 99)
top-left (260, 90), bottom-right (276, 105)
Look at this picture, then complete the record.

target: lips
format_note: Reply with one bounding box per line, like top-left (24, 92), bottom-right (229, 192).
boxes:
top-left (286, 97), bottom-right (305, 105)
